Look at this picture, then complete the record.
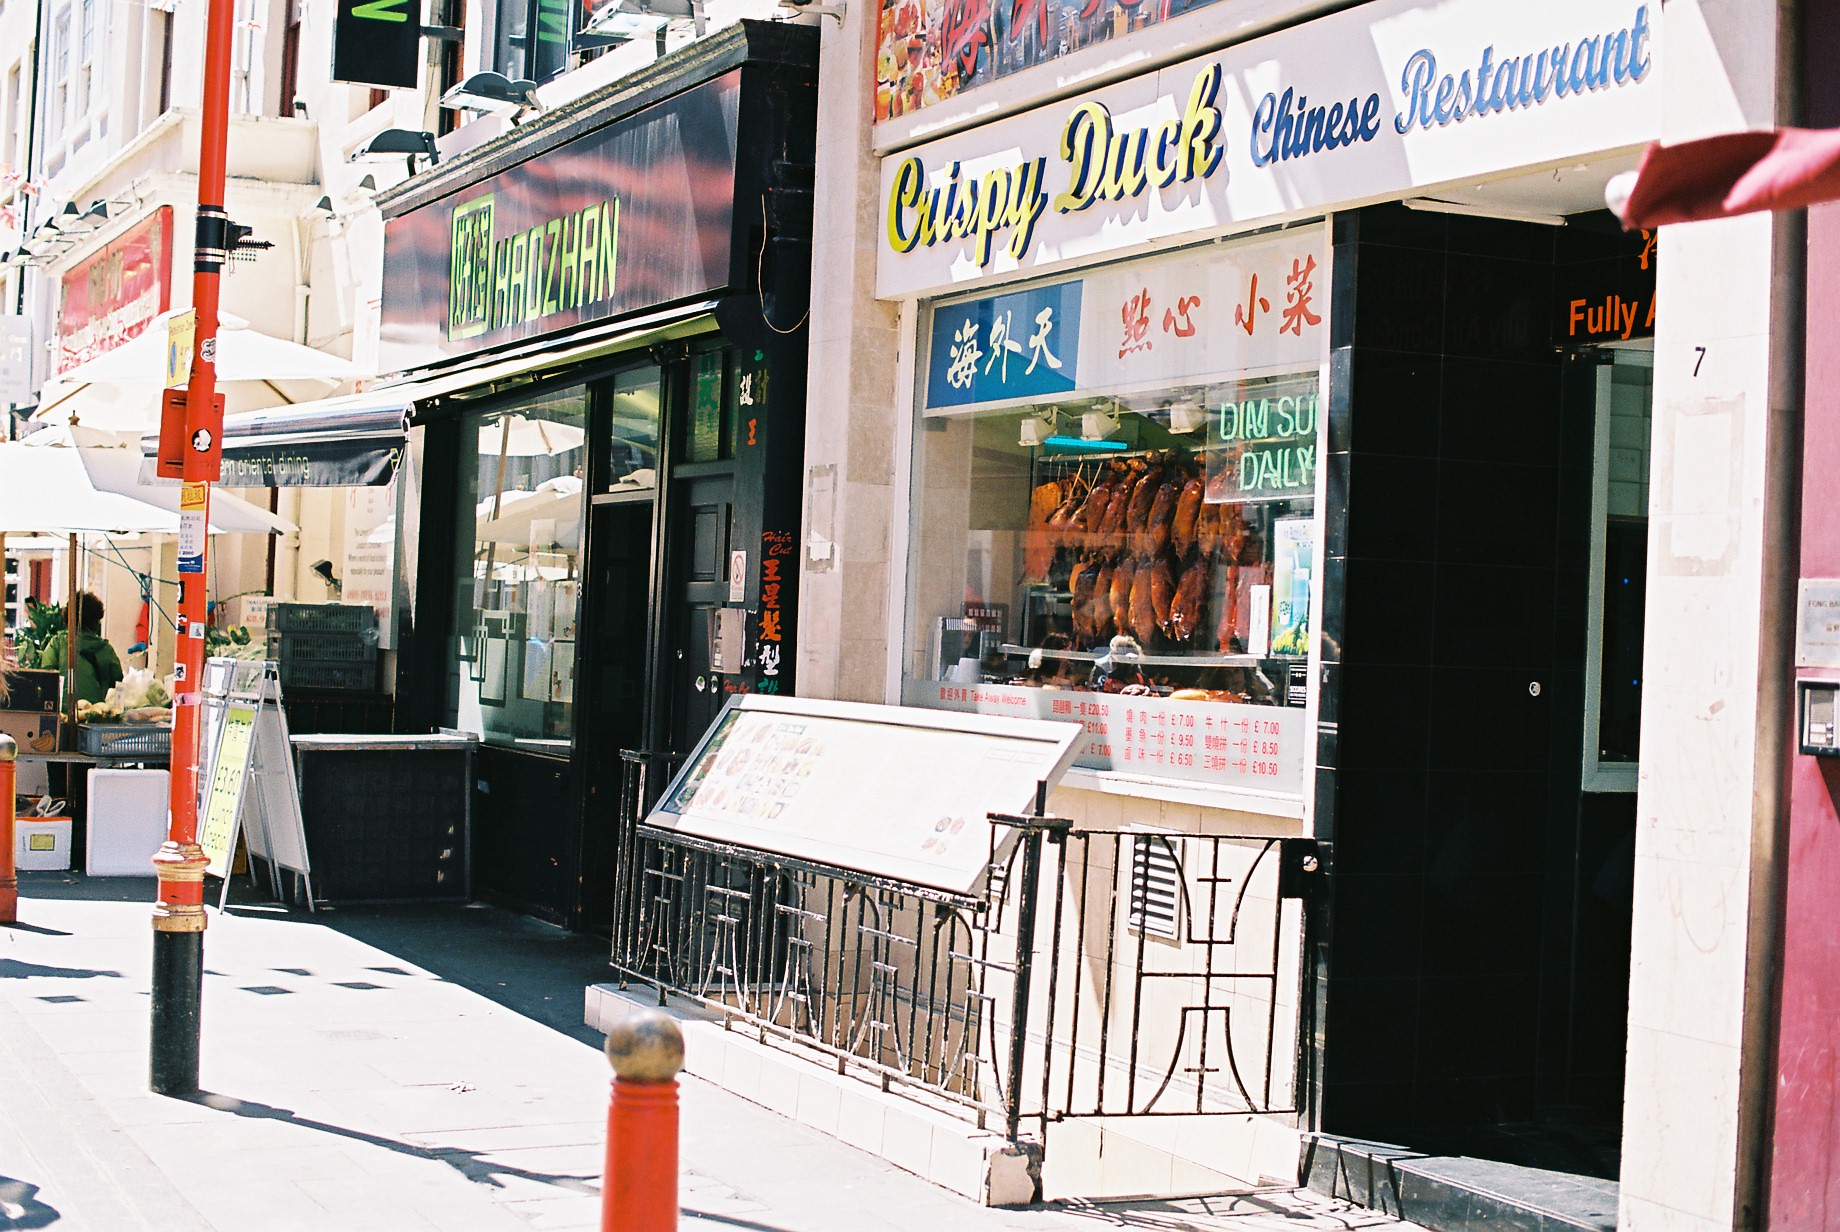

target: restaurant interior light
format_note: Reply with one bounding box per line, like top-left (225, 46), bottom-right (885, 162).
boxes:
top-left (1168, 399), bottom-right (1207, 434)
top-left (1081, 405), bottom-right (1122, 441)
top-left (1018, 408), bottom-right (1058, 447)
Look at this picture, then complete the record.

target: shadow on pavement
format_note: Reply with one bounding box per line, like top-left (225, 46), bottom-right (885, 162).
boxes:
top-left (0, 960), bottom-right (121, 981)
top-left (186, 1091), bottom-right (599, 1196)
top-left (14, 873), bottom-right (156, 903)
top-left (309, 903), bottom-right (617, 1047)
top-left (0, 1175), bottom-right (60, 1229)
top-left (681, 1211), bottom-right (801, 1230)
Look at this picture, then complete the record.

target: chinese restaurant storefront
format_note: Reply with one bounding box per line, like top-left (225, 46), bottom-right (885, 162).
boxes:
top-left (860, 0), bottom-right (1665, 1201)
top-left (374, 22), bottom-right (817, 930)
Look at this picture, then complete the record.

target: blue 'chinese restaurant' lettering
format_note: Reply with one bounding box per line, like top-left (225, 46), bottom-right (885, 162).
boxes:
top-left (1394, 5), bottom-right (1653, 134)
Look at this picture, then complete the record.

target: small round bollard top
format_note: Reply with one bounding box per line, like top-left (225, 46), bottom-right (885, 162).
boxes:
top-left (0, 733), bottom-right (15, 762)
top-left (605, 1009), bottom-right (685, 1083)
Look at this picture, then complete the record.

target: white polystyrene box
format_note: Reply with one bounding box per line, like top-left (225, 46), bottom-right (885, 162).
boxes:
top-left (17, 818), bottom-right (71, 870)
top-left (85, 769), bottom-right (170, 876)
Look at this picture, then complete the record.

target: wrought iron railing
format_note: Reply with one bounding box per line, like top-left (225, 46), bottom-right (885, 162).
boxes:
top-left (610, 756), bottom-right (1308, 1143)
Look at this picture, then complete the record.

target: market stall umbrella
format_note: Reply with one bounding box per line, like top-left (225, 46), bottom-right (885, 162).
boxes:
top-left (475, 478), bottom-right (584, 550)
top-left (0, 443), bottom-right (291, 535)
top-left (1609, 126), bottom-right (1840, 228)
top-left (477, 415), bottom-right (587, 457)
top-left (32, 309), bottom-right (357, 432)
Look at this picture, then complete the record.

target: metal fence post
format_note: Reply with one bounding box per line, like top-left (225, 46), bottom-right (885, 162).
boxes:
top-left (602, 1008), bottom-right (684, 1232)
top-left (1002, 780), bottom-right (1051, 1143)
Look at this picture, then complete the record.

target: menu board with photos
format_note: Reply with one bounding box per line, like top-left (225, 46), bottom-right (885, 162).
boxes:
top-left (648, 695), bottom-right (1083, 895)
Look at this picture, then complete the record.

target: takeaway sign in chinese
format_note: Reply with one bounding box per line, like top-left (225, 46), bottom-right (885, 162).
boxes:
top-left (878, 0), bottom-right (1659, 299)
top-left (923, 227), bottom-right (1325, 414)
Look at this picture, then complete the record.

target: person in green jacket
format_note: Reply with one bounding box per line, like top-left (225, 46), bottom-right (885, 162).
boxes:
top-left (42, 591), bottom-right (125, 705)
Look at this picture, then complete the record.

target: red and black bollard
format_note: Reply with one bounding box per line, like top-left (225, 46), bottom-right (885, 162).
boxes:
top-left (0, 733), bottom-right (16, 924)
top-left (602, 1009), bottom-right (684, 1232)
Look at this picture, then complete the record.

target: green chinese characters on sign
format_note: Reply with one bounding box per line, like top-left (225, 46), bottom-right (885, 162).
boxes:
top-left (448, 191), bottom-right (621, 341)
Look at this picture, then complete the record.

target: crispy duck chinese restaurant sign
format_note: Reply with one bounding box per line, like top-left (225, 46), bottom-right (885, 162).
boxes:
top-left (58, 207), bottom-right (173, 373)
top-left (878, 0), bottom-right (1660, 299)
top-left (379, 71), bottom-right (741, 371)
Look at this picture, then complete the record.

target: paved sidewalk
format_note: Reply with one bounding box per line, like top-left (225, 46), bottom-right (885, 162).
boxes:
top-left (0, 874), bottom-right (1426, 1232)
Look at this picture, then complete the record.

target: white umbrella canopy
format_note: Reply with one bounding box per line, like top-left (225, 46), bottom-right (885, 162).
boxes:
top-left (475, 477), bottom-right (584, 549)
top-left (477, 415), bottom-right (586, 457)
top-left (33, 310), bottom-right (356, 432)
top-left (0, 443), bottom-right (292, 535)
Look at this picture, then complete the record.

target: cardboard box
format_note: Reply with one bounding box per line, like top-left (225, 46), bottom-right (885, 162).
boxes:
top-left (0, 711), bottom-right (59, 754)
top-left (0, 668), bottom-right (60, 713)
top-left (16, 817), bottom-right (71, 871)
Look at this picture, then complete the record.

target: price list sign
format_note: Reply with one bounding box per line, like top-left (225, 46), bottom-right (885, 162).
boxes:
top-left (908, 682), bottom-right (1306, 798)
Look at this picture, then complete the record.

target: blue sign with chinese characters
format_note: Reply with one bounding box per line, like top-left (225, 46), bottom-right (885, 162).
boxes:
top-left (925, 281), bottom-right (1082, 410)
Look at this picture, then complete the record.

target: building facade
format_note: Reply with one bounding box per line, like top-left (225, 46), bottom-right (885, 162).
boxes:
top-left (797, 0), bottom-right (1800, 1224)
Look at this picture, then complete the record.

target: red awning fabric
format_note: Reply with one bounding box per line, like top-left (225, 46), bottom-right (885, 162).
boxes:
top-left (1614, 127), bottom-right (1840, 228)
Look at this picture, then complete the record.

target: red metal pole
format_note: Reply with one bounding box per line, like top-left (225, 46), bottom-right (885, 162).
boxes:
top-left (150, 0), bottom-right (235, 1096)
top-left (602, 1011), bottom-right (684, 1232)
top-left (0, 734), bottom-right (16, 924)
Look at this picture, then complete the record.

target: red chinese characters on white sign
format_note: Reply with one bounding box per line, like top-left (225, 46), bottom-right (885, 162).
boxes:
top-left (1078, 230), bottom-right (1327, 391)
top-left (909, 681), bottom-right (1306, 796)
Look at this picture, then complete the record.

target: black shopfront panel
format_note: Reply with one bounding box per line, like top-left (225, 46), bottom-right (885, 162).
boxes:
top-left (387, 23), bottom-right (816, 927)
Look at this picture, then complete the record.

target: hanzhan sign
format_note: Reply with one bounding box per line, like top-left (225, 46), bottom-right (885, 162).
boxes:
top-left (878, 0), bottom-right (1660, 298)
top-left (447, 194), bottom-right (621, 341)
top-left (380, 71), bottom-right (742, 371)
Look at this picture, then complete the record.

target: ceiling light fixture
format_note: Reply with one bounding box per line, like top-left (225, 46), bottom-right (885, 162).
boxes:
top-left (1081, 403), bottom-right (1122, 442)
top-left (1168, 398), bottom-right (1207, 434)
top-left (1018, 407), bottom-right (1058, 448)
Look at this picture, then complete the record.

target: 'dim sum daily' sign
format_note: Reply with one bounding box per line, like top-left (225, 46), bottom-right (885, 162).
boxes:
top-left (1204, 375), bottom-right (1319, 504)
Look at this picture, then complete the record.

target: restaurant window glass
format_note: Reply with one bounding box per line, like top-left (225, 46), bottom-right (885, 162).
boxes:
top-left (1583, 346), bottom-right (1652, 791)
top-left (450, 385), bottom-right (588, 753)
top-left (606, 364), bottom-right (661, 491)
top-left (902, 229), bottom-right (1329, 800)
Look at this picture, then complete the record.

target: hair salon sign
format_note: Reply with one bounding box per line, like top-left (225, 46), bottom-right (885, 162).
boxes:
top-left (878, 0), bottom-right (1658, 299)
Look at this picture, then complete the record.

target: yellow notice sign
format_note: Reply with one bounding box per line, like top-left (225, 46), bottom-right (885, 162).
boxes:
top-left (166, 310), bottom-right (195, 388)
top-left (178, 481), bottom-right (207, 574)
top-left (200, 704), bottom-right (256, 879)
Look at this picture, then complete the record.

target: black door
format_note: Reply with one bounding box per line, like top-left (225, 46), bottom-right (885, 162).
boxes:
top-left (664, 472), bottom-right (737, 769)
top-left (577, 498), bottom-right (656, 933)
